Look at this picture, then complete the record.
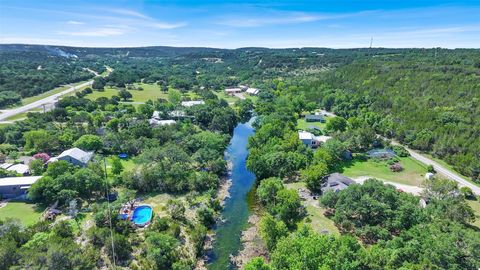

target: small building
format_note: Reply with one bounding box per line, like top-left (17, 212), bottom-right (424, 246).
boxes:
top-left (321, 173), bottom-right (355, 194)
top-left (0, 176), bottom-right (42, 199)
top-left (425, 172), bottom-right (435, 180)
top-left (305, 114), bottom-right (325, 123)
top-left (6, 164), bottom-right (30, 176)
top-left (181, 100), bottom-right (205, 107)
top-left (0, 163), bottom-right (13, 170)
top-left (149, 119), bottom-right (176, 127)
top-left (298, 131), bottom-right (332, 148)
top-left (225, 88), bottom-right (242, 95)
top-left (49, 148), bottom-right (93, 167)
top-left (246, 88), bottom-right (259, 95)
top-left (168, 110), bottom-right (186, 118)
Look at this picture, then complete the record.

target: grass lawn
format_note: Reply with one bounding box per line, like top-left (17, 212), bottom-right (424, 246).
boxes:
top-left (286, 182), bottom-right (339, 235)
top-left (296, 118), bottom-right (328, 131)
top-left (105, 156), bottom-right (137, 175)
top-left (142, 193), bottom-right (175, 217)
top-left (467, 199), bottom-right (480, 228)
top-left (4, 112), bottom-right (28, 121)
top-left (0, 202), bottom-right (45, 226)
top-left (341, 156), bottom-right (427, 186)
top-left (214, 91), bottom-right (240, 104)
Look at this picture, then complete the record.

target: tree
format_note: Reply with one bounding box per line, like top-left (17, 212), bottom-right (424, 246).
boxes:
top-left (259, 214), bottom-right (288, 251)
top-left (168, 88), bottom-right (182, 106)
top-left (167, 199), bottom-right (185, 221)
top-left (111, 156), bottom-right (123, 175)
top-left (74, 134), bottom-right (103, 151)
top-left (92, 77), bottom-right (106, 90)
top-left (24, 130), bottom-right (57, 152)
top-left (245, 257), bottom-right (271, 270)
top-left (144, 232), bottom-right (179, 269)
top-left (118, 89), bottom-right (133, 101)
top-left (256, 177), bottom-right (284, 207)
top-left (273, 189), bottom-right (304, 228)
top-left (326, 116), bottom-right (347, 132)
top-left (29, 158), bottom-right (45, 176)
top-left (301, 162), bottom-right (329, 192)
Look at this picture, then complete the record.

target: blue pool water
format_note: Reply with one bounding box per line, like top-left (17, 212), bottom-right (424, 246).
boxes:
top-left (131, 205), bottom-right (153, 226)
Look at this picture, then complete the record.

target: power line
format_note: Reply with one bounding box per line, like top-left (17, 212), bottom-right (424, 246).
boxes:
top-left (103, 157), bottom-right (116, 268)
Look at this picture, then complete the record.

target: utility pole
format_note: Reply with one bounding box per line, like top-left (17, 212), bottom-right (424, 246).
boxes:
top-left (103, 157), bottom-right (116, 268)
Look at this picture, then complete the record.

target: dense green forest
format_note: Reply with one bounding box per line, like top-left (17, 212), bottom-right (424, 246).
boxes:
top-left (299, 49), bottom-right (480, 179)
top-left (1, 45), bottom-right (479, 269)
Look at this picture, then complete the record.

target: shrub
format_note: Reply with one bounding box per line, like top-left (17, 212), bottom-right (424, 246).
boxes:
top-left (390, 163), bottom-right (403, 172)
top-left (392, 145), bottom-right (410, 157)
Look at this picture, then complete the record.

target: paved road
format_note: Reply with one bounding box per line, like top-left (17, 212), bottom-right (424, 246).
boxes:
top-left (390, 141), bottom-right (480, 195)
top-left (0, 80), bottom-right (93, 121)
top-left (321, 109), bottom-right (480, 195)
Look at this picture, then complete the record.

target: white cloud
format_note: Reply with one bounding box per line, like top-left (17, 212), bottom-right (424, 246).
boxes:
top-left (109, 8), bottom-right (150, 19)
top-left (148, 22), bottom-right (188, 29)
top-left (58, 27), bottom-right (127, 37)
top-left (220, 14), bottom-right (323, 27)
top-left (67, 20), bottom-right (85, 25)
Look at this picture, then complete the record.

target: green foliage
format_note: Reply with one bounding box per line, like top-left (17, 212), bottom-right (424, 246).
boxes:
top-left (29, 158), bottom-right (45, 176)
top-left (144, 232), bottom-right (179, 269)
top-left (256, 177), bottom-right (284, 207)
top-left (301, 162), bottom-right (329, 192)
top-left (244, 257), bottom-right (271, 270)
top-left (259, 214), bottom-right (288, 251)
top-left (272, 189), bottom-right (305, 229)
top-left (74, 134), bottom-right (103, 151)
top-left (111, 156), bottom-right (124, 175)
top-left (326, 116), bottom-right (347, 132)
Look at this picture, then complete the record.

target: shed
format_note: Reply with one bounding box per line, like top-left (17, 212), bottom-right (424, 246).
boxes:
top-left (246, 88), bottom-right (259, 95)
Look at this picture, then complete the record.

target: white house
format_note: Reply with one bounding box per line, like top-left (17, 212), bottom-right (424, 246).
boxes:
top-left (181, 100), bottom-right (205, 107)
top-left (246, 88), bottom-right (259, 95)
top-left (225, 88), bottom-right (242, 95)
top-left (298, 131), bottom-right (332, 148)
top-left (6, 164), bottom-right (30, 176)
top-left (149, 119), bottom-right (176, 127)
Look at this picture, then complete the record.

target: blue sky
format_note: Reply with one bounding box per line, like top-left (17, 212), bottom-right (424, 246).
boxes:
top-left (1, 0), bottom-right (479, 48)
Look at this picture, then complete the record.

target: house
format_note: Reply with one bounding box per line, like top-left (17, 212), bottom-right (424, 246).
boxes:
top-left (320, 173), bottom-right (355, 194)
top-left (225, 88), bottom-right (242, 95)
top-left (0, 176), bottom-right (42, 199)
top-left (168, 110), bottom-right (186, 118)
top-left (305, 114), bottom-right (325, 123)
top-left (298, 131), bottom-right (332, 148)
top-left (49, 148), bottom-right (94, 167)
top-left (246, 88), bottom-right (259, 95)
top-left (181, 100), bottom-right (205, 107)
top-left (6, 164), bottom-right (30, 176)
top-left (149, 119), bottom-right (176, 127)
top-left (0, 163), bottom-right (30, 176)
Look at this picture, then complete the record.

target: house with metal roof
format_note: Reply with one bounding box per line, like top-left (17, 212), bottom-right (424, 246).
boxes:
top-left (181, 100), bottom-right (205, 107)
top-left (0, 176), bottom-right (42, 199)
top-left (49, 148), bottom-right (93, 167)
top-left (246, 88), bottom-right (259, 95)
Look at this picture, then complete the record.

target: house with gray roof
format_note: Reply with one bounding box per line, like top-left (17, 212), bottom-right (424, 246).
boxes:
top-left (49, 148), bottom-right (93, 167)
top-left (321, 173), bottom-right (355, 194)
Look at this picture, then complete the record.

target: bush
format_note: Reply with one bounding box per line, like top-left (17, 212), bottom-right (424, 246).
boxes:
top-left (460, 186), bottom-right (475, 199)
top-left (427, 165), bottom-right (436, 173)
top-left (392, 145), bottom-right (410, 157)
top-left (390, 163), bottom-right (403, 172)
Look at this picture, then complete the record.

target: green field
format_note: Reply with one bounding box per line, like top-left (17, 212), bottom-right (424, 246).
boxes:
top-left (467, 199), bottom-right (480, 228)
top-left (341, 156), bottom-right (427, 186)
top-left (296, 118), bottom-right (328, 131)
top-left (214, 91), bottom-right (241, 103)
top-left (0, 202), bottom-right (45, 226)
top-left (85, 83), bottom-right (169, 102)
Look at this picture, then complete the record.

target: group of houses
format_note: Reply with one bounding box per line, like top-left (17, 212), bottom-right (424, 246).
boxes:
top-left (298, 131), bottom-right (332, 148)
top-left (0, 147), bottom-right (93, 199)
top-left (149, 99), bottom-right (206, 127)
top-left (225, 85), bottom-right (260, 96)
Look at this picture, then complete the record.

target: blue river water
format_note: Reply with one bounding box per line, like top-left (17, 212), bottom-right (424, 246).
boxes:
top-left (208, 119), bottom-right (256, 270)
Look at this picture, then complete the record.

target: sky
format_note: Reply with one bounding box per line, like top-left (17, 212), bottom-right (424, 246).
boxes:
top-left (0, 0), bottom-right (479, 48)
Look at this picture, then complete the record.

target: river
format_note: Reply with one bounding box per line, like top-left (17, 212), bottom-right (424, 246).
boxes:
top-left (208, 118), bottom-right (256, 270)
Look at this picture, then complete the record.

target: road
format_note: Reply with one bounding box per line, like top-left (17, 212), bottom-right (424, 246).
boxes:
top-left (390, 141), bottom-right (480, 195)
top-left (320, 109), bottom-right (480, 194)
top-left (0, 80), bottom-right (93, 121)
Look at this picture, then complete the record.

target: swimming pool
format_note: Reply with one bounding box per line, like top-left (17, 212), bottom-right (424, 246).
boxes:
top-left (130, 205), bottom-right (153, 226)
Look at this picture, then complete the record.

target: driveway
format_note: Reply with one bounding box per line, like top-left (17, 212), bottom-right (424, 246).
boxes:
top-left (352, 176), bottom-right (424, 195)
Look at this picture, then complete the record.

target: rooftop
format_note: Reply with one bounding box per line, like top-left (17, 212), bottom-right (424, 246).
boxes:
top-left (57, 147), bottom-right (93, 163)
top-left (0, 176), bottom-right (42, 187)
top-left (181, 100), bottom-right (205, 107)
